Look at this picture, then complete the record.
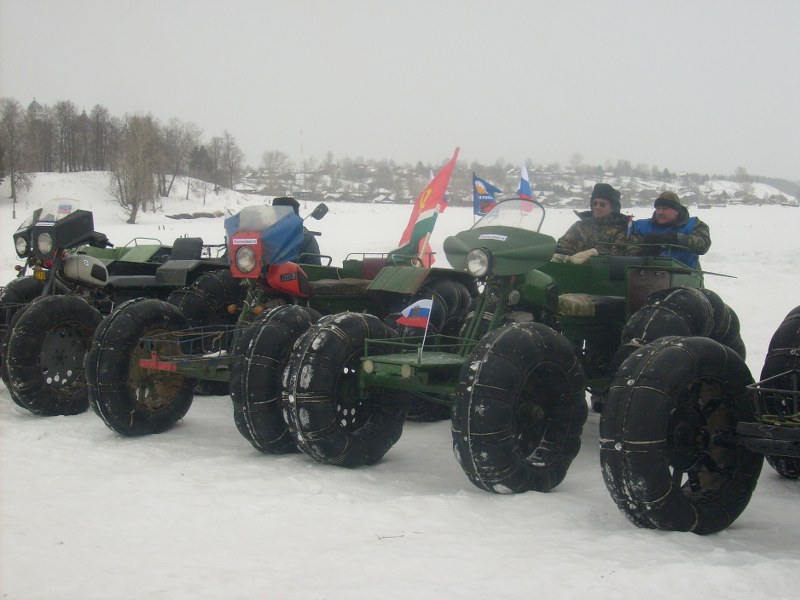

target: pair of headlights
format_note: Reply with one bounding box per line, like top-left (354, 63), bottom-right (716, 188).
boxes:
top-left (14, 232), bottom-right (54, 257)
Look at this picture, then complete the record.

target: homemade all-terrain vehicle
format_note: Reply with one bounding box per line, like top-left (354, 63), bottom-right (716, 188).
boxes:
top-left (0, 198), bottom-right (228, 416)
top-left (741, 306), bottom-right (800, 478)
top-left (85, 202), bottom-right (476, 440)
top-left (278, 198), bottom-right (744, 494)
top-left (600, 304), bottom-right (799, 534)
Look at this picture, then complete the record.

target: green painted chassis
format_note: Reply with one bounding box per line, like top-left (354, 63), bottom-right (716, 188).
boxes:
top-left (134, 255), bottom-right (476, 382)
top-left (358, 254), bottom-right (704, 405)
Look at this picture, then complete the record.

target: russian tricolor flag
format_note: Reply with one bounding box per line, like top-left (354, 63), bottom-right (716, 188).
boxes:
top-left (518, 165), bottom-right (532, 200)
top-left (396, 298), bottom-right (433, 329)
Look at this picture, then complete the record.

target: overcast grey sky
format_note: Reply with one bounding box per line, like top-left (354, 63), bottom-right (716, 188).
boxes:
top-left (1, 0), bottom-right (798, 179)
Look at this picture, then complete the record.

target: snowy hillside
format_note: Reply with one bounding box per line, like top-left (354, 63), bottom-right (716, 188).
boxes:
top-left (0, 173), bottom-right (799, 600)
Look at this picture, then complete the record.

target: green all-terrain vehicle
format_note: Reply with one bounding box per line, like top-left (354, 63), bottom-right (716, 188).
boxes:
top-left (85, 202), bottom-right (477, 440)
top-left (0, 198), bottom-right (228, 415)
top-left (277, 198), bottom-right (745, 494)
top-left (599, 304), bottom-right (799, 534)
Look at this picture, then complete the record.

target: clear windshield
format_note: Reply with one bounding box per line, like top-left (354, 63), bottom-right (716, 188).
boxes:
top-left (472, 198), bottom-right (546, 232)
top-left (16, 198), bottom-right (82, 232)
top-left (226, 205), bottom-right (294, 235)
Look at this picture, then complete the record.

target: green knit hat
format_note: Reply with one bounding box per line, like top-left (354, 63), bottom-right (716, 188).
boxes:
top-left (654, 191), bottom-right (682, 211)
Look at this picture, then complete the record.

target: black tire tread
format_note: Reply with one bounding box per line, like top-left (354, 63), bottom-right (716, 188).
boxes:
top-left (600, 336), bottom-right (763, 534)
top-left (282, 312), bottom-right (406, 467)
top-left (87, 298), bottom-right (195, 435)
top-left (6, 295), bottom-right (101, 415)
top-left (451, 322), bottom-right (587, 493)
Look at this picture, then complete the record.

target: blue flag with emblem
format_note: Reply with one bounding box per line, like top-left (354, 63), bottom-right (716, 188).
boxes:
top-left (473, 173), bottom-right (503, 216)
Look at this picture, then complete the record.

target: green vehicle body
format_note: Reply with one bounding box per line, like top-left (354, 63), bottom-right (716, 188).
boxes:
top-left (132, 204), bottom-right (475, 383)
top-left (357, 198), bottom-right (703, 405)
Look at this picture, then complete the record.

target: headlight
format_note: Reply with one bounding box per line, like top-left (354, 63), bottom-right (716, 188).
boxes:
top-left (37, 232), bottom-right (54, 255)
top-left (235, 246), bottom-right (258, 273)
top-left (466, 248), bottom-right (491, 277)
top-left (14, 236), bottom-right (28, 257)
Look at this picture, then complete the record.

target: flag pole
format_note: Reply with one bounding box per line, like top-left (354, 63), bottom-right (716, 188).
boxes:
top-left (418, 295), bottom-right (435, 361)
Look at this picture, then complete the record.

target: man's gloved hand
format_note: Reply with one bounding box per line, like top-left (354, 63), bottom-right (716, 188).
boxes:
top-left (642, 232), bottom-right (678, 245)
top-left (567, 248), bottom-right (598, 264)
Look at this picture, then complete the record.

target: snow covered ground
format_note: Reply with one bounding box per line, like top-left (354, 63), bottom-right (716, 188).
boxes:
top-left (1, 173), bottom-right (799, 599)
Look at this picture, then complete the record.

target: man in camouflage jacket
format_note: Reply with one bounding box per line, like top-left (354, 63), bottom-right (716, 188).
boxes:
top-left (557, 183), bottom-right (636, 257)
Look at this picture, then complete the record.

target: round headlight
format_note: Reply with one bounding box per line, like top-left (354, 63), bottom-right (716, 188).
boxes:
top-left (235, 246), bottom-right (257, 273)
top-left (15, 236), bottom-right (28, 257)
top-left (37, 232), bottom-right (54, 255)
top-left (466, 248), bottom-right (491, 277)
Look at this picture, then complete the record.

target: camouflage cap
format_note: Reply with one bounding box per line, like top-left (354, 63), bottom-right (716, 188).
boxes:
top-left (654, 191), bottom-right (682, 211)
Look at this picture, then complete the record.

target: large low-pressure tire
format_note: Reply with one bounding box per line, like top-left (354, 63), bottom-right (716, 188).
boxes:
top-left (167, 269), bottom-right (246, 396)
top-left (167, 269), bottom-right (245, 330)
top-left (282, 312), bottom-right (406, 467)
top-left (87, 298), bottom-right (196, 435)
top-left (1, 310), bottom-right (28, 405)
top-left (229, 305), bottom-right (320, 454)
top-left (417, 278), bottom-right (473, 336)
top-left (0, 276), bottom-right (46, 315)
top-left (0, 276), bottom-right (46, 386)
top-left (759, 306), bottom-right (800, 479)
top-left (452, 322), bottom-right (588, 494)
top-left (600, 336), bottom-right (763, 534)
top-left (6, 295), bottom-right (101, 415)
top-left (614, 287), bottom-right (746, 370)
top-left (395, 278), bottom-right (473, 422)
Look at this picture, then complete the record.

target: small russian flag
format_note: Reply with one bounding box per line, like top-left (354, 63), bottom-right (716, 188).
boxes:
top-left (518, 165), bottom-right (532, 200)
top-left (396, 298), bottom-right (433, 329)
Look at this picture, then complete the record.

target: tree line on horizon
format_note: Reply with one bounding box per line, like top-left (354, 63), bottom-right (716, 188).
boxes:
top-left (1, 96), bottom-right (795, 220)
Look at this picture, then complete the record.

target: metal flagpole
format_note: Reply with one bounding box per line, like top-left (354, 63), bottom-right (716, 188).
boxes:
top-left (419, 295), bottom-right (435, 354)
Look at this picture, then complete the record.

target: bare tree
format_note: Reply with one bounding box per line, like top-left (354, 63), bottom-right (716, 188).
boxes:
top-left (160, 118), bottom-right (202, 196)
top-left (209, 136), bottom-right (224, 192)
top-left (735, 166), bottom-right (755, 200)
top-left (109, 114), bottom-right (161, 223)
top-left (53, 100), bottom-right (79, 172)
top-left (0, 98), bottom-right (33, 215)
top-left (261, 149), bottom-right (290, 195)
top-left (76, 110), bottom-right (92, 171)
top-left (26, 101), bottom-right (55, 172)
top-left (220, 130), bottom-right (243, 189)
top-left (188, 144), bottom-right (213, 203)
top-left (568, 153), bottom-right (584, 172)
top-left (89, 104), bottom-right (112, 170)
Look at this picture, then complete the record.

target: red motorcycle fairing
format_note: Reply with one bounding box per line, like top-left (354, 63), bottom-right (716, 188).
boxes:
top-left (266, 263), bottom-right (312, 298)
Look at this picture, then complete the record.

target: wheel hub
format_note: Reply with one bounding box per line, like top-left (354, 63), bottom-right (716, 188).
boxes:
top-left (40, 324), bottom-right (87, 387)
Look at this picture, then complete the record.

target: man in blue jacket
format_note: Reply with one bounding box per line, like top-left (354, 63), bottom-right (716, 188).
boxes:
top-left (632, 191), bottom-right (711, 268)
